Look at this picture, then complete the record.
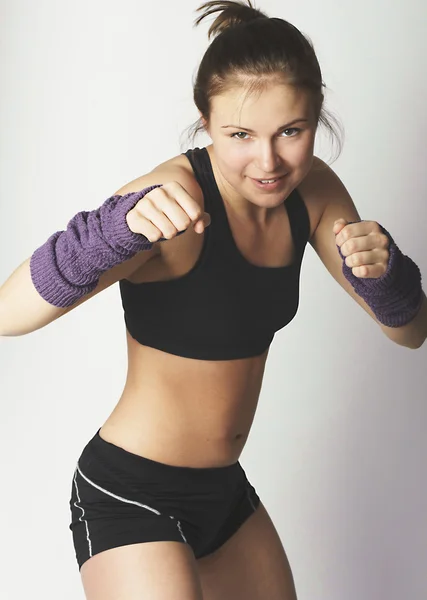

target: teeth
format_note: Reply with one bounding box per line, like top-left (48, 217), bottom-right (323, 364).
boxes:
top-left (260, 179), bottom-right (277, 183)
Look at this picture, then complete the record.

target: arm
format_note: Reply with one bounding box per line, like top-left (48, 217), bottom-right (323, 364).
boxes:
top-left (301, 159), bottom-right (427, 349)
top-left (0, 166), bottom-right (191, 337)
top-left (0, 249), bottom-right (155, 337)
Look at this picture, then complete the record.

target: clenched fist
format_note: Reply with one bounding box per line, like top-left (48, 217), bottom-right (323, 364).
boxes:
top-left (126, 181), bottom-right (211, 242)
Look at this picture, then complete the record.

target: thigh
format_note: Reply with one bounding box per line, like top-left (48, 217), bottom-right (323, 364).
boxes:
top-left (81, 540), bottom-right (204, 600)
top-left (197, 502), bottom-right (298, 600)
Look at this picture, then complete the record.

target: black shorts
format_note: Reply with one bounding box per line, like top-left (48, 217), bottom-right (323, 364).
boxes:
top-left (69, 430), bottom-right (261, 570)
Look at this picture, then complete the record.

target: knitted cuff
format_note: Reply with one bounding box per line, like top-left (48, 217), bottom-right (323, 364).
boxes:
top-left (30, 185), bottom-right (163, 308)
top-left (337, 222), bottom-right (423, 327)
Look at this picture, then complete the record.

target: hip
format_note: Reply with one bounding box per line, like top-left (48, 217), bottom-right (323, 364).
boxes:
top-left (99, 419), bottom-right (250, 468)
top-left (69, 428), bottom-right (260, 569)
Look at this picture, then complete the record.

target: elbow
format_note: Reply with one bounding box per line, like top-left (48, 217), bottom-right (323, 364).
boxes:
top-left (380, 309), bottom-right (427, 350)
top-left (0, 326), bottom-right (31, 338)
top-left (385, 331), bottom-right (426, 350)
top-left (408, 337), bottom-right (426, 350)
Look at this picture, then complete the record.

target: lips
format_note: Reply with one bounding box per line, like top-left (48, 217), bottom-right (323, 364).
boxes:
top-left (253, 175), bottom-right (286, 181)
top-left (250, 176), bottom-right (287, 191)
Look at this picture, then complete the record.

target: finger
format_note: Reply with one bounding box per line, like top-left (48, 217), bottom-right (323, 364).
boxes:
top-left (131, 199), bottom-right (181, 240)
top-left (202, 212), bottom-right (211, 228)
top-left (163, 181), bottom-right (204, 223)
top-left (126, 209), bottom-right (165, 241)
top-left (193, 221), bottom-right (204, 234)
top-left (344, 248), bottom-right (388, 268)
top-left (147, 194), bottom-right (194, 233)
top-left (335, 220), bottom-right (381, 247)
top-left (340, 231), bottom-right (388, 257)
top-left (351, 262), bottom-right (387, 278)
top-left (139, 188), bottom-right (198, 237)
top-left (192, 212), bottom-right (211, 235)
top-left (333, 218), bottom-right (348, 235)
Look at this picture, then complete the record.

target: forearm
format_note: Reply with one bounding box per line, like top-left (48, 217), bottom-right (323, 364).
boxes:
top-left (0, 186), bottom-right (161, 336)
top-left (338, 222), bottom-right (424, 348)
top-left (29, 190), bottom-right (158, 308)
top-left (0, 257), bottom-right (68, 336)
top-left (379, 291), bottom-right (427, 349)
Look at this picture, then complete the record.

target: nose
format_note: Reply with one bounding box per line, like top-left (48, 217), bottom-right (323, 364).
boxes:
top-left (255, 142), bottom-right (282, 174)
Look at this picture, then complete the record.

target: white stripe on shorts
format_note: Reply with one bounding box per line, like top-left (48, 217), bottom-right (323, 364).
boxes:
top-left (74, 463), bottom-right (187, 554)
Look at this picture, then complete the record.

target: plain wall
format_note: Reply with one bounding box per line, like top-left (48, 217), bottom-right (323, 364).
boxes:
top-left (1, 0), bottom-right (426, 598)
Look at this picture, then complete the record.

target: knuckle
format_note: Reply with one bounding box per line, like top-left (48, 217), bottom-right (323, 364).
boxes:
top-left (163, 227), bottom-right (178, 239)
top-left (347, 239), bottom-right (357, 254)
top-left (165, 180), bottom-right (182, 194)
top-left (341, 228), bottom-right (350, 242)
top-left (379, 233), bottom-right (388, 247)
top-left (126, 211), bottom-right (138, 233)
top-left (140, 189), bottom-right (159, 206)
top-left (192, 208), bottom-right (203, 221)
top-left (148, 227), bottom-right (163, 242)
top-left (178, 217), bottom-right (191, 231)
top-left (134, 197), bottom-right (151, 215)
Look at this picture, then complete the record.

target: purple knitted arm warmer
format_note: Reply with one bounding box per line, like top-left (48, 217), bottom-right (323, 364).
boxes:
top-left (337, 222), bottom-right (423, 327)
top-left (30, 185), bottom-right (164, 308)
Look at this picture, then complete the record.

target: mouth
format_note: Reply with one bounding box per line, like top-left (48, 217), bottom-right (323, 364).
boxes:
top-left (249, 174), bottom-right (287, 190)
top-left (251, 175), bottom-right (287, 183)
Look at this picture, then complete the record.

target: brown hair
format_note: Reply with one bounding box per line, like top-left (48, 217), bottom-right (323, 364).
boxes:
top-left (181, 0), bottom-right (343, 163)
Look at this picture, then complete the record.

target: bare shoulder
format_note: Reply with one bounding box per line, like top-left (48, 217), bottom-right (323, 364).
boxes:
top-left (63, 153), bottom-right (203, 314)
top-left (297, 155), bottom-right (337, 240)
top-left (109, 151), bottom-right (203, 273)
top-left (115, 152), bottom-right (203, 209)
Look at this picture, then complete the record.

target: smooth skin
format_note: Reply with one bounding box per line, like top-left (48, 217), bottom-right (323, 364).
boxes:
top-left (197, 503), bottom-right (298, 600)
top-left (81, 542), bottom-right (204, 600)
top-left (80, 504), bottom-right (298, 600)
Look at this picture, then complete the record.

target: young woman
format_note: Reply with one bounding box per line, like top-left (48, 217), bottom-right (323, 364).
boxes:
top-left (1, 1), bottom-right (425, 599)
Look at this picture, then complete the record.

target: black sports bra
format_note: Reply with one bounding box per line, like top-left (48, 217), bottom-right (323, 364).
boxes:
top-left (119, 147), bottom-right (311, 360)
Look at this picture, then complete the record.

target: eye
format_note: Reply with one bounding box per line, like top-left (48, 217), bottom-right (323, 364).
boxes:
top-left (230, 128), bottom-right (301, 140)
top-left (282, 128), bottom-right (301, 137)
top-left (230, 132), bottom-right (250, 140)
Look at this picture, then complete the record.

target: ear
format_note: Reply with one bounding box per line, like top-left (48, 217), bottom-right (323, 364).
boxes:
top-left (199, 112), bottom-right (210, 136)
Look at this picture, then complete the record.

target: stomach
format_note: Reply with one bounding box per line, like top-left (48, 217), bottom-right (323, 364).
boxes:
top-left (99, 329), bottom-right (269, 468)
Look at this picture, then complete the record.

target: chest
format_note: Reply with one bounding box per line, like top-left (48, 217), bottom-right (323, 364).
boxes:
top-left (128, 190), bottom-right (318, 286)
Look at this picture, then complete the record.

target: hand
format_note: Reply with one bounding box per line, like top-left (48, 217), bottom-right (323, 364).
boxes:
top-left (333, 218), bottom-right (390, 279)
top-left (126, 181), bottom-right (211, 242)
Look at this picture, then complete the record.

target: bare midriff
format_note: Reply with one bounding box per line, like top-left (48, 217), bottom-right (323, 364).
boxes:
top-left (99, 147), bottom-right (321, 469)
top-left (99, 331), bottom-right (269, 468)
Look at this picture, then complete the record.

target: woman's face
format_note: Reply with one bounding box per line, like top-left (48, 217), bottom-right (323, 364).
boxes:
top-left (203, 83), bottom-right (317, 210)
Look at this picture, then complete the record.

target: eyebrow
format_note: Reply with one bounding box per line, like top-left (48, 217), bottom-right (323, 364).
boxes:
top-left (221, 119), bottom-right (309, 133)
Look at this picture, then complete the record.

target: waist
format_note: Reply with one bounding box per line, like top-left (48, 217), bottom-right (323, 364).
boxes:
top-left (102, 345), bottom-right (268, 467)
top-left (99, 421), bottom-right (249, 468)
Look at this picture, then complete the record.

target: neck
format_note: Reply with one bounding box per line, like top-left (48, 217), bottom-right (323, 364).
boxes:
top-left (206, 145), bottom-right (274, 225)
